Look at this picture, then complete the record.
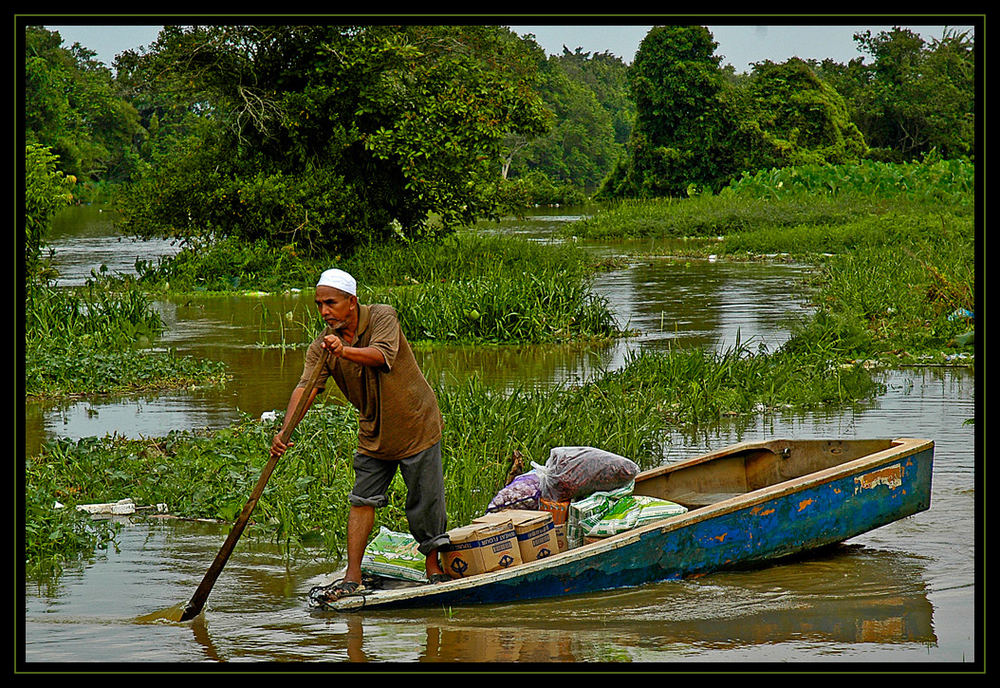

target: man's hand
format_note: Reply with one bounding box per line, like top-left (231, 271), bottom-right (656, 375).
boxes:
top-left (271, 434), bottom-right (292, 458)
top-left (322, 334), bottom-right (386, 367)
top-left (322, 334), bottom-right (346, 358)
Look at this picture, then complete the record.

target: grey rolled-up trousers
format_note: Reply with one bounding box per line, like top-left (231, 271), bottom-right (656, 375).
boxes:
top-left (349, 441), bottom-right (449, 555)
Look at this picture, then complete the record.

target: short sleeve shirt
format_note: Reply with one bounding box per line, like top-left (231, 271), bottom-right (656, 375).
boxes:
top-left (297, 304), bottom-right (442, 460)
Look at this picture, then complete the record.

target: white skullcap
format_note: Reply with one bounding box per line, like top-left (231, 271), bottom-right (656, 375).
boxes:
top-left (316, 268), bottom-right (357, 296)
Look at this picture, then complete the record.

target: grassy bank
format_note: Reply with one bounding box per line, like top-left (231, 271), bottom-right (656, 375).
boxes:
top-left (26, 335), bottom-right (883, 574)
top-left (566, 159), bottom-right (974, 243)
top-left (24, 281), bottom-right (229, 399)
top-left (566, 159), bottom-right (977, 364)
top-left (132, 230), bottom-right (625, 345)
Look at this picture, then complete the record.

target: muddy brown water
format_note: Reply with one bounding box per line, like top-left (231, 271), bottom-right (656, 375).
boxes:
top-left (22, 207), bottom-right (977, 666)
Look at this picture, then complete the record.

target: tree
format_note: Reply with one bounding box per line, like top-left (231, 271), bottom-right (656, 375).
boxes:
top-left (731, 58), bottom-right (867, 170)
top-left (599, 26), bottom-right (876, 201)
top-left (598, 25), bottom-right (736, 199)
top-left (507, 47), bottom-right (620, 191)
top-left (24, 143), bottom-right (75, 292)
top-left (112, 25), bottom-right (550, 255)
top-left (817, 27), bottom-right (975, 161)
top-left (23, 26), bottom-right (143, 186)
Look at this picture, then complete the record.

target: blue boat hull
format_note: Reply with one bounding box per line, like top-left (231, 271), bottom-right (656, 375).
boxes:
top-left (325, 438), bottom-right (933, 611)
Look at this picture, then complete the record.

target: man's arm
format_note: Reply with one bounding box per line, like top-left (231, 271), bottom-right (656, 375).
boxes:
top-left (270, 384), bottom-right (321, 457)
top-left (322, 333), bottom-right (386, 368)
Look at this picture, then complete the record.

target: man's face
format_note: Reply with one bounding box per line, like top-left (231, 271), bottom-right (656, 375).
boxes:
top-left (314, 286), bottom-right (356, 331)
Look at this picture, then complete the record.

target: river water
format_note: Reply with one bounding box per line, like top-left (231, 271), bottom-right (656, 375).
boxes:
top-left (21, 207), bottom-right (978, 668)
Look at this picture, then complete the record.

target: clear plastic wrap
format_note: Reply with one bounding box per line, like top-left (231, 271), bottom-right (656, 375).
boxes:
top-left (532, 446), bottom-right (639, 503)
top-left (486, 470), bottom-right (541, 512)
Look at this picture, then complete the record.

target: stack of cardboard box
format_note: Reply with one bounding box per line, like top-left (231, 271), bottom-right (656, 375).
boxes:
top-left (440, 509), bottom-right (561, 579)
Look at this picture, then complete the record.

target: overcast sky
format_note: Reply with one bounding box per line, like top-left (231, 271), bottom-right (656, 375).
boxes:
top-left (42, 21), bottom-right (977, 74)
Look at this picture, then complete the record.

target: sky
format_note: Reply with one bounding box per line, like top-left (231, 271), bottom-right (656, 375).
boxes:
top-left (41, 21), bottom-right (977, 73)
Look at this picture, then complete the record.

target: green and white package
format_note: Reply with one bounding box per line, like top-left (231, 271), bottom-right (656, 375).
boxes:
top-left (361, 526), bottom-right (428, 582)
top-left (586, 495), bottom-right (688, 538)
top-left (566, 481), bottom-right (635, 548)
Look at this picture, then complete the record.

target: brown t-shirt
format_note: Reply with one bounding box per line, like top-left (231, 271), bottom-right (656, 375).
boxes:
top-left (297, 303), bottom-right (442, 460)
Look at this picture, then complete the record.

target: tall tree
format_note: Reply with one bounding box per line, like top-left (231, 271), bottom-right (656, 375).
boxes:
top-left (599, 25), bottom-right (735, 198)
top-left (508, 47), bottom-right (621, 191)
top-left (816, 27), bottom-right (975, 161)
top-left (113, 25), bottom-right (550, 255)
top-left (731, 58), bottom-right (867, 170)
top-left (24, 26), bottom-right (143, 184)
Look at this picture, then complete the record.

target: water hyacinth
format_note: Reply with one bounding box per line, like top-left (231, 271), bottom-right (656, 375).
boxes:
top-left (25, 332), bottom-right (887, 572)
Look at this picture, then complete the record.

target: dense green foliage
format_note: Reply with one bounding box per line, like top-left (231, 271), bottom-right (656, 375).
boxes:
top-left (26, 330), bottom-right (886, 569)
top-left (24, 143), bottom-right (74, 287)
top-left (599, 25), bottom-right (974, 201)
top-left (24, 23), bottom-right (975, 221)
top-left (508, 47), bottom-right (633, 194)
top-left (730, 58), bottom-right (867, 169)
top-left (599, 27), bottom-right (873, 199)
top-left (24, 26), bottom-right (143, 195)
top-left (725, 156), bottom-right (974, 202)
top-left (813, 27), bottom-right (976, 162)
top-left (600, 26), bottom-right (736, 198)
top-left (110, 25), bottom-right (551, 255)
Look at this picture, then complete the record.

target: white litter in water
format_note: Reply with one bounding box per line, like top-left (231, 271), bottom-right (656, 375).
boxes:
top-left (76, 498), bottom-right (136, 515)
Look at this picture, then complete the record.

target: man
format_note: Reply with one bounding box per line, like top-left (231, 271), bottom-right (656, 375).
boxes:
top-left (271, 268), bottom-right (449, 596)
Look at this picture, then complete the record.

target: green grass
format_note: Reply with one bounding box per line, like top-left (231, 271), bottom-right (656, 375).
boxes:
top-left (24, 282), bottom-right (229, 399)
top-left (24, 444), bottom-right (123, 578)
top-left (564, 159), bottom-right (976, 363)
top-left (134, 230), bottom-right (627, 346)
top-left (25, 334), bottom-right (885, 572)
top-left (565, 193), bottom-right (880, 241)
top-left (567, 159), bottom-right (974, 243)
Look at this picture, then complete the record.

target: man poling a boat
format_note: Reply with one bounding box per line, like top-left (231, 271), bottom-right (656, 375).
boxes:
top-left (270, 268), bottom-right (450, 599)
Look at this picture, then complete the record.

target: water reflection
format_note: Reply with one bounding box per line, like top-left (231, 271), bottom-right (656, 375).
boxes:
top-left (23, 361), bottom-right (974, 663)
top-left (47, 205), bottom-right (183, 288)
top-left (21, 517), bottom-right (940, 663)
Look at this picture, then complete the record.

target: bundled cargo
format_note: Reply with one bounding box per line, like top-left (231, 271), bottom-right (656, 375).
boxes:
top-left (441, 519), bottom-right (523, 579)
top-left (533, 447), bottom-right (639, 503)
top-left (585, 495), bottom-right (688, 539)
top-left (361, 526), bottom-right (429, 582)
top-left (474, 509), bottom-right (557, 562)
top-left (566, 482), bottom-right (635, 549)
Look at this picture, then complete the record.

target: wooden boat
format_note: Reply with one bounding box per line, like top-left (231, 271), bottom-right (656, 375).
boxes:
top-left (318, 437), bottom-right (933, 612)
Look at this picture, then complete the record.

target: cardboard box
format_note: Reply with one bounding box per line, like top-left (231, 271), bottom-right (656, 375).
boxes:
top-left (473, 510), bottom-right (557, 562)
top-left (552, 522), bottom-right (568, 552)
top-left (539, 498), bottom-right (570, 525)
top-left (441, 520), bottom-right (522, 579)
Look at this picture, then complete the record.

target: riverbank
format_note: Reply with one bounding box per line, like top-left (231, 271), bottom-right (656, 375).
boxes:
top-left (23, 159), bottom-right (977, 575)
top-left (564, 159), bottom-right (976, 367)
